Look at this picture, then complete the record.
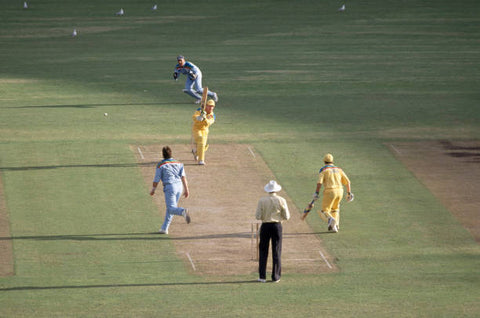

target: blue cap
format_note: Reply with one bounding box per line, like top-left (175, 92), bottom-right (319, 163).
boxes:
top-left (177, 55), bottom-right (185, 60)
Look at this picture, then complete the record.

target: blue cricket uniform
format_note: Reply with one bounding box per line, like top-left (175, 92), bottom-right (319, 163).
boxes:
top-left (153, 158), bottom-right (186, 232)
top-left (174, 60), bottom-right (217, 101)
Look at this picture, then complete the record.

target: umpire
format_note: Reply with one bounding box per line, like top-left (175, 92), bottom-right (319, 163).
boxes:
top-left (255, 180), bottom-right (290, 283)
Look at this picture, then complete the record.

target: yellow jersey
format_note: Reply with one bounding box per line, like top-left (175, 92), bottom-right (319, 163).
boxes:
top-left (192, 109), bottom-right (215, 132)
top-left (318, 165), bottom-right (350, 190)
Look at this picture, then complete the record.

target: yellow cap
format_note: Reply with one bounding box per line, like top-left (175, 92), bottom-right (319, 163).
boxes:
top-left (206, 99), bottom-right (215, 107)
top-left (324, 153), bottom-right (333, 163)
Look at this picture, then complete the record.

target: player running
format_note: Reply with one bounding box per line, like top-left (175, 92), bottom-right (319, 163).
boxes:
top-left (302, 153), bottom-right (354, 233)
top-left (150, 146), bottom-right (191, 234)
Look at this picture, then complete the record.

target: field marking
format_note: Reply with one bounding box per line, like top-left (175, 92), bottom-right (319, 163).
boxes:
top-left (319, 250), bottom-right (333, 269)
top-left (247, 146), bottom-right (256, 158)
top-left (390, 144), bottom-right (401, 155)
top-left (137, 146), bottom-right (145, 160)
top-left (186, 252), bottom-right (196, 271)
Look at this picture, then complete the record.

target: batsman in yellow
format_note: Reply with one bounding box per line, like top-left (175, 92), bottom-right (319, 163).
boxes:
top-left (302, 153), bottom-right (354, 233)
top-left (192, 99), bottom-right (216, 165)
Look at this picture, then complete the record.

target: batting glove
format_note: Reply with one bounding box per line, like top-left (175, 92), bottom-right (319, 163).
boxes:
top-left (173, 72), bottom-right (178, 80)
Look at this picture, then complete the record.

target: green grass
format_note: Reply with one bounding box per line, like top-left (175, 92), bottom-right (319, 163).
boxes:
top-left (1, 0), bottom-right (480, 317)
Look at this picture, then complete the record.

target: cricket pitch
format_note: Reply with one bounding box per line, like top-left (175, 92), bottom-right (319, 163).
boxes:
top-left (388, 140), bottom-right (480, 242)
top-left (132, 143), bottom-right (337, 276)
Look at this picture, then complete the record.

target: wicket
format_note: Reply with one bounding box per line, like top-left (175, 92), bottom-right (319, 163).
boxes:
top-left (250, 222), bottom-right (260, 261)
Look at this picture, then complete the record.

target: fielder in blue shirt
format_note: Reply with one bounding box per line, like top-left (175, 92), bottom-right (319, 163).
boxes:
top-left (150, 146), bottom-right (191, 234)
top-left (173, 55), bottom-right (218, 104)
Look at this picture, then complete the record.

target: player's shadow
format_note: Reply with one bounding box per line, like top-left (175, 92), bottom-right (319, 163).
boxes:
top-left (0, 232), bottom-right (253, 242)
top-left (0, 280), bottom-right (259, 292)
top-left (284, 231), bottom-right (333, 236)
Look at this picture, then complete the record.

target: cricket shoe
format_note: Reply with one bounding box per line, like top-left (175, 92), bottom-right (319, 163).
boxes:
top-left (198, 160), bottom-right (205, 165)
top-left (159, 229), bottom-right (168, 234)
top-left (328, 217), bottom-right (338, 233)
top-left (191, 149), bottom-right (198, 161)
top-left (213, 92), bottom-right (218, 102)
top-left (257, 278), bottom-right (266, 283)
top-left (194, 99), bottom-right (201, 104)
top-left (183, 209), bottom-right (191, 224)
top-left (328, 225), bottom-right (338, 233)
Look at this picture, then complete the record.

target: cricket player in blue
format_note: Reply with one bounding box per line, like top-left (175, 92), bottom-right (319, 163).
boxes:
top-left (173, 55), bottom-right (218, 104)
top-left (150, 146), bottom-right (191, 234)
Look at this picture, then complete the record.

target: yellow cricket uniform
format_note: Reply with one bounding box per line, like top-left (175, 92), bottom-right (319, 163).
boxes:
top-left (317, 165), bottom-right (350, 227)
top-left (192, 109), bottom-right (215, 162)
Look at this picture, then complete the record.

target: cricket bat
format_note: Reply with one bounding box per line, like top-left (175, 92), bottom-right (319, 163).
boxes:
top-left (200, 87), bottom-right (209, 112)
top-left (191, 87), bottom-right (208, 161)
top-left (301, 199), bottom-right (316, 221)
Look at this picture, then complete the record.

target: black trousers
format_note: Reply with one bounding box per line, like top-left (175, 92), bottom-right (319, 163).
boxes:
top-left (258, 222), bottom-right (282, 281)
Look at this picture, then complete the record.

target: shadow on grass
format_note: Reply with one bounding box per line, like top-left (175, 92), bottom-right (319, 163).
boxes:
top-left (0, 162), bottom-right (211, 171)
top-left (0, 232), bottom-right (251, 241)
top-left (0, 280), bottom-right (259, 292)
top-left (9, 102), bottom-right (186, 109)
top-left (0, 161), bottom-right (158, 171)
top-left (0, 231), bottom-right (327, 242)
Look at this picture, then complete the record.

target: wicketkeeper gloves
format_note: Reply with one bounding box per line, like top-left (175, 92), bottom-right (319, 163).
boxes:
top-left (188, 72), bottom-right (197, 80)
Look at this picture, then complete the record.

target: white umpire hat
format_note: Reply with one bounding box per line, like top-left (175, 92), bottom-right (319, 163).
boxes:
top-left (264, 180), bottom-right (282, 193)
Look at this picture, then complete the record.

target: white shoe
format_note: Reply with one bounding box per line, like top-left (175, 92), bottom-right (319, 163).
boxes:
top-left (183, 209), bottom-right (191, 224)
top-left (213, 92), bottom-right (218, 102)
top-left (198, 161), bottom-right (205, 165)
top-left (257, 278), bottom-right (266, 283)
top-left (159, 229), bottom-right (168, 234)
top-left (328, 217), bottom-right (338, 233)
top-left (194, 99), bottom-right (201, 104)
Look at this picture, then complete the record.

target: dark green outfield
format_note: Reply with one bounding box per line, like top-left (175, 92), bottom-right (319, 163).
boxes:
top-left (1, 0), bottom-right (479, 316)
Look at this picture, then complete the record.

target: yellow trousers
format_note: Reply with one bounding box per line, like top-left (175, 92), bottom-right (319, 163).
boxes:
top-left (317, 188), bottom-right (343, 228)
top-left (193, 129), bottom-right (209, 161)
